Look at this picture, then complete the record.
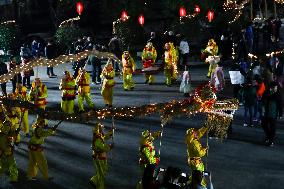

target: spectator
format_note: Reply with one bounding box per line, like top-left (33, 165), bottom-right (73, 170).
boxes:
top-left (229, 61), bottom-right (246, 103)
top-left (180, 65), bottom-right (191, 97)
top-left (8, 56), bottom-right (21, 93)
top-left (272, 58), bottom-right (283, 88)
top-left (188, 170), bottom-right (213, 189)
top-left (261, 81), bottom-right (283, 147)
top-left (108, 35), bottom-right (122, 72)
top-left (86, 46), bottom-right (102, 84)
top-left (243, 80), bottom-right (257, 127)
top-left (44, 40), bottom-right (57, 77)
top-left (274, 17), bottom-right (282, 42)
top-left (84, 36), bottom-right (95, 50)
top-left (245, 22), bottom-right (254, 53)
top-left (159, 167), bottom-right (182, 189)
top-left (262, 20), bottom-right (272, 52)
top-left (31, 39), bottom-right (40, 58)
top-left (253, 75), bottom-right (266, 123)
top-left (179, 35), bottom-right (189, 68)
top-left (73, 37), bottom-right (86, 78)
top-left (0, 61), bottom-right (8, 96)
top-left (20, 44), bottom-right (33, 87)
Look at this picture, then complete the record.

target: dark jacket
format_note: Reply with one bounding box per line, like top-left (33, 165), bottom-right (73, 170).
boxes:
top-left (243, 84), bottom-right (257, 106)
top-left (0, 62), bottom-right (8, 76)
top-left (262, 90), bottom-right (283, 119)
top-left (45, 44), bottom-right (57, 59)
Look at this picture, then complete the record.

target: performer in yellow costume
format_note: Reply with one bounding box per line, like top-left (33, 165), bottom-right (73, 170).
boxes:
top-left (29, 78), bottom-right (48, 110)
top-left (0, 119), bottom-right (19, 182)
top-left (185, 126), bottom-right (208, 172)
top-left (121, 51), bottom-right (136, 90)
top-left (59, 71), bottom-right (76, 114)
top-left (5, 106), bottom-right (21, 145)
top-left (27, 118), bottom-right (55, 180)
top-left (203, 39), bottom-right (219, 78)
top-left (101, 60), bottom-right (116, 107)
top-left (142, 42), bottom-right (157, 84)
top-left (76, 68), bottom-right (94, 112)
top-left (164, 43), bottom-right (178, 86)
top-left (14, 84), bottom-right (29, 136)
top-left (90, 123), bottom-right (113, 189)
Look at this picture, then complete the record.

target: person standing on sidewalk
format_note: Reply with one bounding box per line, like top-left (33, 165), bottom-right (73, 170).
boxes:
top-left (86, 46), bottom-right (102, 84)
top-left (243, 80), bottom-right (257, 127)
top-left (261, 81), bottom-right (283, 147)
top-left (44, 41), bottom-right (57, 78)
top-left (0, 61), bottom-right (8, 96)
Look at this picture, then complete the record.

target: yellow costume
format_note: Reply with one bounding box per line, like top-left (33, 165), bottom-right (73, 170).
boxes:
top-left (204, 39), bottom-right (219, 77)
top-left (27, 118), bottom-right (55, 180)
top-left (6, 107), bottom-right (21, 144)
top-left (164, 43), bottom-right (178, 86)
top-left (14, 84), bottom-right (29, 135)
top-left (185, 126), bottom-right (208, 172)
top-left (121, 51), bottom-right (136, 90)
top-left (101, 60), bottom-right (116, 107)
top-left (29, 78), bottom-right (48, 110)
top-left (142, 42), bottom-right (157, 84)
top-left (90, 123), bottom-right (113, 189)
top-left (59, 71), bottom-right (76, 114)
top-left (76, 69), bottom-right (94, 112)
top-left (0, 119), bottom-right (19, 182)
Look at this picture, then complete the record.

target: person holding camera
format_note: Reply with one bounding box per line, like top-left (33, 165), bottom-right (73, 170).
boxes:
top-left (90, 123), bottom-right (114, 189)
top-left (188, 170), bottom-right (213, 189)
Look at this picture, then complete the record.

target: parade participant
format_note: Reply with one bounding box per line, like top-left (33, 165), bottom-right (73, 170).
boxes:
top-left (164, 43), bottom-right (178, 87)
top-left (27, 117), bottom-right (56, 180)
top-left (180, 65), bottom-right (192, 97)
top-left (0, 119), bottom-right (19, 183)
top-left (210, 62), bottom-right (225, 92)
top-left (59, 71), bottom-right (76, 114)
top-left (185, 127), bottom-right (208, 172)
top-left (29, 78), bottom-right (48, 110)
top-left (203, 39), bottom-right (219, 78)
top-left (101, 59), bottom-right (116, 107)
top-left (137, 130), bottom-right (161, 189)
top-left (90, 123), bottom-right (113, 189)
top-left (14, 83), bottom-right (30, 136)
top-left (139, 130), bottom-right (161, 172)
top-left (121, 51), bottom-right (136, 90)
top-left (76, 68), bottom-right (94, 112)
top-left (5, 103), bottom-right (21, 145)
top-left (142, 42), bottom-right (157, 84)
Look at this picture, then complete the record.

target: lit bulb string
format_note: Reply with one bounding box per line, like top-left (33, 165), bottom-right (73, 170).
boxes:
top-left (224, 0), bottom-right (250, 24)
top-left (275, 0), bottom-right (284, 4)
top-left (0, 84), bottom-right (239, 123)
top-left (0, 20), bottom-right (16, 26)
top-left (59, 16), bottom-right (80, 28)
top-left (0, 50), bottom-right (121, 84)
top-left (179, 13), bottom-right (197, 21)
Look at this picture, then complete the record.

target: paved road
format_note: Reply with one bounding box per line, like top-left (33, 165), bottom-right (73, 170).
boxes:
top-left (0, 63), bottom-right (284, 189)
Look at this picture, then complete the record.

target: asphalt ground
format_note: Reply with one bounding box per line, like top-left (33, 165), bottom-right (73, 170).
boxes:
top-left (0, 62), bottom-right (284, 189)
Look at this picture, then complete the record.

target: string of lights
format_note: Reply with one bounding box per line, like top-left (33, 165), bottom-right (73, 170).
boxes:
top-left (59, 16), bottom-right (80, 28)
top-left (225, 0), bottom-right (250, 24)
top-left (0, 50), bottom-right (120, 84)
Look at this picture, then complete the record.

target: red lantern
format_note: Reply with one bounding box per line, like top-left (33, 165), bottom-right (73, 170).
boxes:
top-left (207, 10), bottom-right (214, 22)
top-left (194, 5), bottom-right (201, 14)
top-left (121, 11), bottom-right (128, 21)
top-left (138, 15), bottom-right (144, 26)
top-left (76, 2), bottom-right (84, 15)
top-left (179, 7), bottom-right (186, 17)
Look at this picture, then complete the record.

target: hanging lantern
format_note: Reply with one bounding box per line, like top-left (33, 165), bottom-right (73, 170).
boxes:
top-left (179, 7), bottom-right (186, 17)
top-left (138, 15), bottom-right (144, 26)
top-left (76, 2), bottom-right (84, 15)
top-left (207, 10), bottom-right (214, 22)
top-left (121, 11), bottom-right (128, 21)
top-left (194, 5), bottom-right (201, 14)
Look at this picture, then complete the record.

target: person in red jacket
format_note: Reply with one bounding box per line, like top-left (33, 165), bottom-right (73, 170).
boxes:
top-left (253, 76), bottom-right (266, 123)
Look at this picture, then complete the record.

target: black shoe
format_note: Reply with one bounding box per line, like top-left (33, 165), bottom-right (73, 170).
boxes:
top-left (79, 110), bottom-right (85, 113)
top-left (130, 87), bottom-right (134, 90)
top-left (51, 74), bottom-right (57, 77)
top-left (148, 83), bottom-right (153, 85)
top-left (145, 80), bottom-right (149, 84)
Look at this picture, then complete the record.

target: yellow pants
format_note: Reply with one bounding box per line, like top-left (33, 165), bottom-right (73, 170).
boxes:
top-left (207, 63), bottom-right (217, 77)
top-left (101, 87), bottom-right (113, 106)
top-left (123, 73), bottom-right (135, 90)
top-left (21, 110), bottom-right (29, 134)
top-left (0, 155), bottom-right (18, 182)
top-left (90, 159), bottom-right (108, 189)
top-left (145, 74), bottom-right (154, 84)
top-left (164, 69), bottom-right (172, 86)
top-left (78, 93), bottom-right (94, 111)
top-left (61, 100), bottom-right (74, 114)
top-left (27, 150), bottom-right (49, 180)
